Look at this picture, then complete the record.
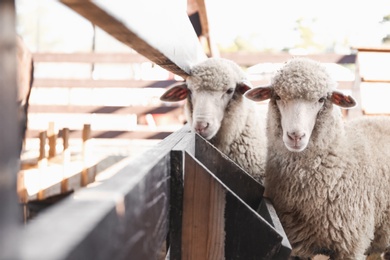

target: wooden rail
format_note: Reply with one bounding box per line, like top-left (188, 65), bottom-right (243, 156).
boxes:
top-left (28, 51), bottom-right (356, 140)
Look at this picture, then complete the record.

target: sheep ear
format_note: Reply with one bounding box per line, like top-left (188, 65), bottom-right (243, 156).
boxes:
top-left (330, 91), bottom-right (357, 108)
top-left (237, 80), bottom-right (253, 94)
top-left (160, 83), bottom-right (188, 102)
top-left (244, 86), bottom-right (273, 102)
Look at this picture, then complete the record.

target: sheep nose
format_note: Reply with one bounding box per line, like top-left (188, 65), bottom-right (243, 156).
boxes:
top-left (287, 131), bottom-right (305, 141)
top-left (194, 121), bottom-right (209, 134)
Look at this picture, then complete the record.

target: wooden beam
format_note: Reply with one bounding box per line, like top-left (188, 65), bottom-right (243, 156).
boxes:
top-left (33, 79), bottom-right (177, 89)
top-left (33, 52), bottom-right (150, 63)
top-left (353, 46), bottom-right (390, 53)
top-left (221, 52), bottom-right (356, 67)
top-left (0, 0), bottom-right (21, 258)
top-left (60, 0), bottom-right (207, 79)
top-left (28, 104), bottom-right (182, 115)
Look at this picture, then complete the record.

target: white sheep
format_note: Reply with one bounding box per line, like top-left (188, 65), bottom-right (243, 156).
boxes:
top-left (244, 57), bottom-right (390, 259)
top-left (160, 57), bottom-right (267, 182)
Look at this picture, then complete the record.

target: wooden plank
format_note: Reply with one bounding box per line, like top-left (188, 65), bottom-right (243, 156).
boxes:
top-left (221, 52), bottom-right (356, 67)
top-left (28, 104), bottom-right (182, 115)
top-left (18, 161), bottom-right (98, 202)
top-left (181, 152), bottom-right (290, 259)
top-left (60, 0), bottom-right (207, 79)
top-left (257, 198), bottom-right (292, 259)
top-left (33, 51), bottom-right (357, 66)
top-left (181, 153), bottom-right (225, 259)
top-left (20, 125), bottom-right (192, 260)
top-left (26, 129), bottom-right (178, 140)
top-left (0, 0), bottom-right (21, 258)
top-left (33, 52), bottom-right (150, 63)
top-left (353, 46), bottom-right (390, 52)
top-left (33, 79), bottom-right (177, 89)
top-left (168, 130), bottom-right (196, 260)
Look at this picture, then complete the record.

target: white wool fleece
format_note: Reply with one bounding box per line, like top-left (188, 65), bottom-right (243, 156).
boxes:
top-left (263, 58), bottom-right (390, 259)
top-left (186, 58), bottom-right (267, 182)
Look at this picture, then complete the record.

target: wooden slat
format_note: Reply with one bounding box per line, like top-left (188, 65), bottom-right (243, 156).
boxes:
top-left (181, 152), bottom-right (225, 259)
top-left (33, 78), bottom-right (177, 89)
top-left (353, 46), bottom-right (390, 53)
top-left (28, 104), bottom-right (181, 115)
top-left (33, 51), bottom-right (357, 66)
top-left (169, 131), bottom-right (195, 260)
top-left (221, 52), bottom-right (356, 67)
top-left (26, 129), bottom-right (179, 140)
top-left (60, 0), bottom-right (207, 79)
top-left (0, 0), bottom-right (21, 258)
top-left (33, 52), bottom-right (150, 63)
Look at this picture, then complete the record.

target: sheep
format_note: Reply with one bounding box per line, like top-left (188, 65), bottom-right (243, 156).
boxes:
top-left (244, 57), bottom-right (390, 259)
top-left (160, 57), bottom-right (267, 183)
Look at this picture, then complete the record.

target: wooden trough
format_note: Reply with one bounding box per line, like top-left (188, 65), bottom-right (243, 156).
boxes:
top-left (19, 126), bottom-right (290, 259)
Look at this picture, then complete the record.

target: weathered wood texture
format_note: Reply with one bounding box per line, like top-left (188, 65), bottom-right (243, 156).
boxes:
top-left (0, 0), bottom-right (22, 258)
top-left (60, 0), bottom-right (207, 79)
top-left (179, 152), bottom-right (290, 259)
top-left (169, 135), bottom-right (291, 259)
top-left (18, 125), bottom-right (290, 259)
top-left (32, 78), bottom-right (178, 89)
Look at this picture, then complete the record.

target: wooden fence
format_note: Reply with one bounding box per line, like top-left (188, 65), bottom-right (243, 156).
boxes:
top-left (0, 0), bottom-right (375, 259)
top-left (26, 51), bottom-right (357, 141)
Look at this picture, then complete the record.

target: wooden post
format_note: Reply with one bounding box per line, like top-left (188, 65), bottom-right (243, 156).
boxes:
top-left (37, 131), bottom-right (47, 200)
top-left (81, 124), bottom-right (91, 186)
top-left (38, 131), bottom-right (47, 163)
top-left (47, 122), bottom-right (57, 158)
top-left (61, 128), bottom-right (70, 193)
top-left (181, 153), bottom-right (225, 259)
top-left (0, 0), bottom-right (22, 257)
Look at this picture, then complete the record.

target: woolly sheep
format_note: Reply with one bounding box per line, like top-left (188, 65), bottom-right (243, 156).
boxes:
top-left (160, 57), bottom-right (267, 182)
top-left (244, 57), bottom-right (390, 259)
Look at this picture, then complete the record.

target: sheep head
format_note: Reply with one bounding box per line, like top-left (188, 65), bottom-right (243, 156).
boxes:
top-left (160, 58), bottom-right (251, 140)
top-left (245, 58), bottom-right (356, 152)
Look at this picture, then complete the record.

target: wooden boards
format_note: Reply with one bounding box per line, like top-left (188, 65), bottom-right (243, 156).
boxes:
top-left (169, 134), bottom-right (291, 259)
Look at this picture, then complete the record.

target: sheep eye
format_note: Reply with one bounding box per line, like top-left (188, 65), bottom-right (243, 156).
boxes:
top-left (318, 97), bottom-right (326, 103)
top-left (275, 94), bottom-right (281, 100)
top-left (226, 88), bottom-right (234, 95)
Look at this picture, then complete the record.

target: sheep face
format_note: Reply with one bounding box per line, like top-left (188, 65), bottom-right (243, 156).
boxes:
top-left (276, 97), bottom-right (326, 152)
top-left (160, 80), bottom-right (251, 140)
top-left (245, 58), bottom-right (356, 152)
top-left (160, 58), bottom-right (251, 140)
